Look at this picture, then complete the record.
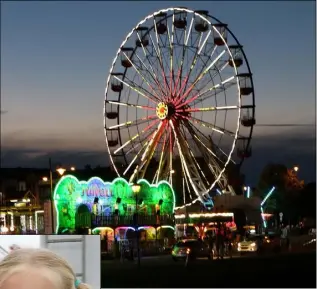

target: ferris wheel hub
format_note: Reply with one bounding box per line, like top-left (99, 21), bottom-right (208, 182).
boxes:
top-left (156, 102), bottom-right (176, 120)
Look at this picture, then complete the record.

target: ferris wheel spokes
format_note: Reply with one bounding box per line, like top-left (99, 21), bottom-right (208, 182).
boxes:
top-left (108, 114), bottom-right (157, 130)
top-left (166, 14), bottom-right (175, 97)
top-left (185, 116), bottom-right (236, 138)
top-left (123, 75), bottom-right (161, 103)
top-left (183, 123), bottom-right (220, 160)
top-left (129, 120), bottom-right (167, 182)
top-left (154, 132), bottom-right (168, 183)
top-left (180, 121), bottom-right (235, 193)
top-left (112, 75), bottom-right (157, 104)
top-left (106, 100), bottom-right (156, 110)
top-left (164, 15), bottom-right (188, 97)
top-left (137, 31), bottom-right (167, 97)
top-left (123, 134), bottom-right (154, 176)
top-left (181, 125), bottom-right (218, 175)
top-left (123, 120), bottom-right (172, 183)
top-left (175, 50), bottom-right (227, 108)
top-left (176, 33), bottom-right (203, 100)
top-left (175, 23), bottom-right (207, 96)
top-left (124, 136), bottom-right (148, 160)
top-left (187, 119), bottom-right (239, 164)
top-left (153, 20), bottom-right (171, 94)
top-left (186, 123), bottom-right (226, 160)
top-left (189, 76), bottom-right (237, 107)
top-left (133, 53), bottom-right (166, 98)
top-left (175, 19), bottom-right (188, 96)
top-left (122, 51), bottom-right (162, 101)
top-left (170, 120), bottom-right (208, 198)
top-left (181, 132), bottom-right (211, 188)
top-left (151, 126), bottom-right (174, 184)
top-left (181, 155), bottom-right (195, 201)
top-left (113, 119), bottom-right (160, 155)
top-left (168, 126), bottom-right (175, 184)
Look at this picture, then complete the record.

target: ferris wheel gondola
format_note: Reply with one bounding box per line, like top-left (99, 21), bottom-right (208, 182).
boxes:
top-left (104, 7), bottom-right (255, 203)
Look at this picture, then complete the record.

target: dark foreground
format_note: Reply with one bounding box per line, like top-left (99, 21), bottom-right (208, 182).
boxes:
top-left (101, 252), bottom-right (316, 288)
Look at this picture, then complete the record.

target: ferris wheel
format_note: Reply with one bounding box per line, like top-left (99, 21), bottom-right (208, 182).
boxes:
top-left (104, 7), bottom-right (256, 203)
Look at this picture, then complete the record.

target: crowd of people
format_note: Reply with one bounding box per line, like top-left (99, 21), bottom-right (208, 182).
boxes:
top-left (204, 223), bottom-right (234, 259)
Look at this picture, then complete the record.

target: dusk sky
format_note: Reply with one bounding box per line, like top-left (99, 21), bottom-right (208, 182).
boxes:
top-left (1, 1), bottom-right (315, 185)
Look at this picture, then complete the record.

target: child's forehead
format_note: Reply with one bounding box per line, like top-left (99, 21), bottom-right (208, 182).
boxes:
top-left (2, 271), bottom-right (56, 289)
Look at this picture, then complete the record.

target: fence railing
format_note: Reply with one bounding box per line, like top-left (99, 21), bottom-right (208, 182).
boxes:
top-left (101, 238), bottom-right (174, 256)
top-left (76, 213), bottom-right (175, 228)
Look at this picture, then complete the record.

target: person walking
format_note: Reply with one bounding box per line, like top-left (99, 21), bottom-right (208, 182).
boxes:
top-left (216, 224), bottom-right (225, 259)
top-left (226, 228), bottom-right (233, 258)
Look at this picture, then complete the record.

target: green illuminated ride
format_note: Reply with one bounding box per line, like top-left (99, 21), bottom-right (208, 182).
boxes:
top-left (53, 175), bottom-right (175, 233)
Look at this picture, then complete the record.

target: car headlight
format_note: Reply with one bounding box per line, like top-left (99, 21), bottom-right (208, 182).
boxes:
top-left (250, 242), bottom-right (256, 247)
top-left (238, 243), bottom-right (241, 247)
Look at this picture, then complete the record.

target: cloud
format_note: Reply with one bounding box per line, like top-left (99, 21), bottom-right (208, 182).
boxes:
top-left (1, 148), bottom-right (108, 169)
top-left (2, 129), bottom-right (105, 151)
top-left (1, 126), bottom-right (315, 185)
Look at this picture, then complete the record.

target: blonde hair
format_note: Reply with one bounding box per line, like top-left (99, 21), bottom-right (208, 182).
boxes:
top-left (0, 248), bottom-right (90, 289)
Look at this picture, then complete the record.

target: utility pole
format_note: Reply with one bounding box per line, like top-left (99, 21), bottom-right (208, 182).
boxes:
top-left (49, 158), bottom-right (54, 234)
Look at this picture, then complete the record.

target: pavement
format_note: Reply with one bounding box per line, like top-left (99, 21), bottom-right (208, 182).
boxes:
top-left (101, 251), bottom-right (316, 288)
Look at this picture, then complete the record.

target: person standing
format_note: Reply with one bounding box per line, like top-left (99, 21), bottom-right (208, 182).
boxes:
top-left (104, 232), bottom-right (108, 253)
top-left (226, 228), bottom-right (233, 258)
top-left (216, 224), bottom-right (225, 259)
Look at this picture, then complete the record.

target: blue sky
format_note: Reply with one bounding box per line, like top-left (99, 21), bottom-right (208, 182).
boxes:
top-left (1, 1), bottom-right (315, 183)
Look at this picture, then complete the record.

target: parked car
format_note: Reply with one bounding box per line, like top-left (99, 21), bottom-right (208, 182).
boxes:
top-left (237, 235), bottom-right (260, 254)
top-left (258, 234), bottom-right (283, 254)
top-left (171, 239), bottom-right (213, 261)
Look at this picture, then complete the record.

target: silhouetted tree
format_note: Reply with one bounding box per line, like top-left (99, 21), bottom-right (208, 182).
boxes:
top-left (298, 182), bottom-right (316, 219)
top-left (84, 164), bottom-right (92, 171)
top-left (257, 163), bottom-right (305, 223)
top-left (257, 163), bottom-right (288, 193)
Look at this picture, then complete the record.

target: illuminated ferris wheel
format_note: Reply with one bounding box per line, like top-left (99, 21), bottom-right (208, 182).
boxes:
top-left (104, 7), bottom-right (255, 203)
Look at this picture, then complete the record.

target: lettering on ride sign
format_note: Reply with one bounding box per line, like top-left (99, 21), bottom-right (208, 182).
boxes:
top-left (81, 185), bottom-right (113, 198)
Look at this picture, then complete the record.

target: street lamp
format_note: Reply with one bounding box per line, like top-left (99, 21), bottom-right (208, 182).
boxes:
top-left (132, 183), bottom-right (141, 195)
top-left (293, 166), bottom-right (299, 172)
top-left (131, 183), bottom-right (141, 267)
top-left (243, 186), bottom-right (247, 191)
top-left (42, 177), bottom-right (48, 182)
top-left (56, 167), bottom-right (66, 176)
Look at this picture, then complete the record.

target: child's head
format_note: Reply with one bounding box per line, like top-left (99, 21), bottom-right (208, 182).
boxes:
top-left (0, 248), bottom-right (91, 289)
